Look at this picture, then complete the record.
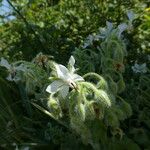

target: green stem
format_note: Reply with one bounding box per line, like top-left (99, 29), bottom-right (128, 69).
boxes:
top-left (18, 82), bottom-right (32, 117)
top-left (31, 102), bottom-right (69, 129)
top-left (83, 72), bottom-right (103, 81)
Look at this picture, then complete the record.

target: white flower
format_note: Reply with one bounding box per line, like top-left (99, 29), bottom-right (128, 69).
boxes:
top-left (132, 62), bottom-right (147, 73)
top-left (0, 58), bottom-right (26, 81)
top-left (0, 57), bottom-right (11, 69)
top-left (82, 35), bottom-right (95, 48)
top-left (46, 56), bottom-right (84, 98)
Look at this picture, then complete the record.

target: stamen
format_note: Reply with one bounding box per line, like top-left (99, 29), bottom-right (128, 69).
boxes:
top-left (69, 81), bottom-right (77, 90)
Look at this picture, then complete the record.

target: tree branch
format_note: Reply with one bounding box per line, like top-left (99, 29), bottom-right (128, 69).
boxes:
top-left (6, 0), bottom-right (47, 52)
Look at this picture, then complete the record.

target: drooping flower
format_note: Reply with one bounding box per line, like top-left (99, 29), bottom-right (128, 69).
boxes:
top-left (46, 56), bottom-right (84, 98)
top-left (132, 62), bottom-right (147, 73)
top-left (0, 58), bottom-right (26, 81)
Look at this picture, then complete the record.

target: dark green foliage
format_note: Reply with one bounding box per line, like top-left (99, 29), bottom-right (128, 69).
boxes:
top-left (0, 0), bottom-right (150, 149)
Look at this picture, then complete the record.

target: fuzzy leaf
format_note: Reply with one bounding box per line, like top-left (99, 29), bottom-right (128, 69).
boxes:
top-left (96, 90), bottom-right (111, 107)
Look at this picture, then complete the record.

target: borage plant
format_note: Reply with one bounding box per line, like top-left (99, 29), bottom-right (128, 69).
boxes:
top-left (0, 53), bottom-right (133, 149)
top-left (45, 56), bottom-right (131, 149)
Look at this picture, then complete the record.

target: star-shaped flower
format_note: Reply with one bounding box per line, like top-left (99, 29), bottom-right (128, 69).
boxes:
top-left (132, 62), bottom-right (147, 73)
top-left (46, 56), bottom-right (84, 98)
top-left (0, 58), bottom-right (26, 81)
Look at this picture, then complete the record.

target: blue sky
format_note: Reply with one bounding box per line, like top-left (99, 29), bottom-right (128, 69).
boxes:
top-left (0, 0), bottom-right (11, 15)
top-left (0, 0), bottom-right (15, 20)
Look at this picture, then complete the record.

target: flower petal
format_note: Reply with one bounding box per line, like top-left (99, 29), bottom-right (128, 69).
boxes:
top-left (69, 56), bottom-right (75, 66)
top-left (55, 64), bottom-right (69, 80)
top-left (127, 10), bottom-right (135, 21)
top-left (46, 80), bottom-right (64, 93)
top-left (15, 64), bottom-right (26, 71)
top-left (0, 58), bottom-right (11, 69)
top-left (118, 23), bottom-right (128, 37)
top-left (106, 21), bottom-right (113, 32)
top-left (59, 85), bottom-right (69, 98)
top-left (141, 63), bottom-right (146, 68)
top-left (72, 74), bottom-right (84, 82)
top-left (68, 56), bottom-right (76, 73)
top-left (6, 74), bottom-right (13, 81)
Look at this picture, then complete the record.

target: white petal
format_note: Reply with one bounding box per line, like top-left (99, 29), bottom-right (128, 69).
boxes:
top-left (68, 56), bottom-right (76, 74)
top-left (59, 85), bottom-right (69, 98)
top-left (72, 74), bottom-right (84, 82)
top-left (127, 10), bottom-right (135, 21)
top-left (71, 66), bottom-right (76, 74)
top-left (69, 56), bottom-right (75, 66)
top-left (6, 74), bottom-right (13, 81)
top-left (118, 23), bottom-right (128, 37)
top-left (55, 64), bottom-right (69, 79)
top-left (0, 58), bottom-right (11, 69)
top-left (142, 68), bottom-right (147, 73)
top-left (46, 80), bottom-right (64, 93)
top-left (15, 64), bottom-right (26, 71)
top-left (83, 42), bottom-right (89, 48)
top-left (118, 23), bottom-right (127, 32)
top-left (106, 21), bottom-right (113, 31)
top-left (141, 63), bottom-right (146, 68)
